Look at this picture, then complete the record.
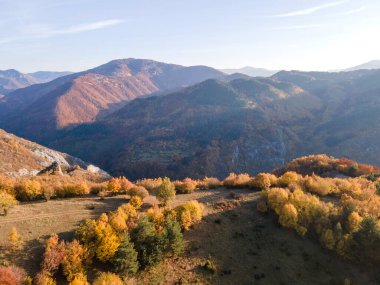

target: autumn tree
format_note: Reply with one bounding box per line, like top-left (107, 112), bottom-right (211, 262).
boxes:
top-left (61, 240), bottom-right (91, 282)
top-left (156, 177), bottom-right (175, 206)
top-left (93, 272), bottom-right (123, 285)
top-left (68, 273), bottom-right (90, 285)
top-left (0, 191), bottom-right (18, 216)
top-left (41, 234), bottom-right (65, 274)
top-left (8, 227), bottom-right (22, 250)
top-left (0, 265), bottom-right (27, 285)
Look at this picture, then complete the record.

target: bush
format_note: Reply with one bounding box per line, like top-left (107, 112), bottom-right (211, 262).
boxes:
top-left (41, 234), bottom-right (65, 274)
top-left (55, 183), bottom-right (89, 198)
top-left (198, 177), bottom-right (221, 189)
top-left (15, 180), bottom-right (42, 201)
top-left (174, 178), bottom-right (197, 194)
top-left (34, 271), bottom-right (56, 285)
top-left (107, 178), bottom-right (122, 193)
top-left (129, 196), bottom-right (143, 209)
top-left (278, 171), bottom-right (299, 187)
top-left (68, 273), bottom-right (89, 285)
top-left (156, 177), bottom-right (175, 206)
top-left (94, 215), bottom-right (121, 262)
top-left (0, 191), bottom-right (18, 216)
top-left (137, 178), bottom-right (163, 194)
top-left (62, 240), bottom-right (91, 281)
top-left (0, 266), bottom-right (27, 285)
top-left (127, 186), bottom-right (149, 200)
top-left (8, 227), bottom-right (22, 250)
top-left (223, 173), bottom-right (251, 188)
top-left (175, 201), bottom-right (203, 230)
top-left (113, 234), bottom-right (139, 277)
top-left (93, 272), bottom-right (123, 285)
top-left (119, 177), bottom-right (134, 193)
top-left (250, 173), bottom-right (277, 189)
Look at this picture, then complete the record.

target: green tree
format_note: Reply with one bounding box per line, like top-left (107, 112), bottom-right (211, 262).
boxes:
top-left (113, 234), bottom-right (139, 277)
top-left (156, 177), bottom-right (175, 206)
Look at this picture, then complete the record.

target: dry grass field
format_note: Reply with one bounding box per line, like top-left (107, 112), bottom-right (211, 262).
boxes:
top-left (0, 188), bottom-right (377, 284)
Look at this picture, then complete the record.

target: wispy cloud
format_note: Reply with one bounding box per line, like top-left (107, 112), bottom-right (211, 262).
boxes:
top-left (270, 24), bottom-right (325, 31)
top-left (338, 6), bottom-right (366, 16)
top-left (0, 19), bottom-right (126, 45)
top-left (270, 0), bottom-right (349, 18)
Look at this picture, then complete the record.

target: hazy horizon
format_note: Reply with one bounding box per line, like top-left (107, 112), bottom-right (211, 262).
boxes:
top-left (1, 0), bottom-right (379, 72)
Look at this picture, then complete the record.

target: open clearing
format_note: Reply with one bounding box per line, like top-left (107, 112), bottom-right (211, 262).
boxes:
top-left (0, 189), bottom-right (377, 284)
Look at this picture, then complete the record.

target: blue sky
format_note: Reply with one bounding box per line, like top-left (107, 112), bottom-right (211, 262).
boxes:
top-left (0, 0), bottom-right (379, 72)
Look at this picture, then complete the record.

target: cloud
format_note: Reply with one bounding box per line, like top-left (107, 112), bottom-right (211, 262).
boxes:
top-left (339, 6), bottom-right (366, 16)
top-left (270, 24), bottom-right (325, 31)
top-left (270, 0), bottom-right (349, 18)
top-left (0, 19), bottom-right (126, 45)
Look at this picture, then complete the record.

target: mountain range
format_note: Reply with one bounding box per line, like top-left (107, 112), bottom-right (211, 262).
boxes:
top-left (221, 66), bottom-right (278, 77)
top-left (0, 59), bottom-right (224, 140)
top-left (0, 59), bottom-right (380, 179)
top-left (0, 69), bottom-right (72, 95)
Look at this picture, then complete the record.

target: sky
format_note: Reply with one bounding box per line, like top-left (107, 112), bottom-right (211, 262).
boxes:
top-left (0, 0), bottom-right (379, 72)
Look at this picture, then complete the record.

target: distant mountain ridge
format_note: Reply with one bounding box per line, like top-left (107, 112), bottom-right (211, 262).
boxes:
top-left (221, 66), bottom-right (278, 77)
top-left (0, 58), bottom-right (224, 141)
top-left (45, 68), bottom-right (380, 179)
top-left (345, 60), bottom-right (380, 71)
top-left (0, 69), bottom-right (72, 94)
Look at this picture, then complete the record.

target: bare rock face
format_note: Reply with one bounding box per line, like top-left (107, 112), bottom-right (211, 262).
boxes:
top-left (0, 128), bottom-right (109, 179)
top-left (37, 162), bottom-right (63, 176)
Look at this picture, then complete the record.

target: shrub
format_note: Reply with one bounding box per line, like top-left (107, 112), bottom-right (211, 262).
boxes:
top-left (0, 191), bottom-right (18, 216)
top-left (68, 273), bottom-right (90, 285)
top-left (0, 265), bottom-right (27, 285)
top-left (0, 176), bottom-right (15, 195)
top-left (113, 234), bottom-right (139, 277)
top-left (278, 171), bottom-right (299, 187)
top-left (119, 177), bottom-right (134, 192)
top-left (15, 180), bottom-right (42, 201)
top-left (34, 271), bottom-right (56, 285)
top-left (8, 227), bottom-right (22, 250)
top-left (156, 177), bottom-right (175, 206)
top-left (127, 186), bottom-right (149, 200)
top-left (256, 200), bottom-right (268, 213)
top-left (62, 240), bottom-right (91, 281)
top-left (107, 178), bottom-right (122, 193)
top-left (93, 272), bottom-right (123, 285)
top-left (175, 201), bottom-right (203, 230)
top-left (42, 186), bottom-right (55, 201)
top-left (174, 178), bottom-right (197, 194)
top-left (203, 259), bottom-right (216, 274)
top-left (250, 173), bottom-right (277, 189)
top-left (278, 203), bottom-right (298, 229)
top-left (55, 183), bottom-right (89, 198)
top-left (198, 177), bottom-right (221, 189)
top-left (347, 211), bottom-right (363, 233)
top-left (129, 196), bottom-right (143, 209)
top-left (266, 188), bottom-right (289, 215)
top-left (41, 234), bottom-right (65, 274)
top-left (137, 178), bottom-right (163, 194)
top-left (223, 173), bottom-right (251, 188)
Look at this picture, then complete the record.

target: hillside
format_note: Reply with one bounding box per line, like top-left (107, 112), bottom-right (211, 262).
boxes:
top-left (0, 59), bottom-right (224, 141)
top-left (39, 69), bottom-right (380, 180)
top-left (345, 60), bottom-right (380, 71)
top-left (0, 128), bottom-right (108, 179)
top-left (48, 77), bottom-right (320, 179)
top-left (0, 69), bottom-right (71, 95)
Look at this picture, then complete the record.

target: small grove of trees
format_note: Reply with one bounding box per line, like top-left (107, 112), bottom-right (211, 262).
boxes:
top-left (256, 171), bottom-right (380, 267)
top-left (36, 196), bottom-right (202, 282)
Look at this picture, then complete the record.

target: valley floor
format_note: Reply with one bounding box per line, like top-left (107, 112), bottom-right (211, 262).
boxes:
top-left (0, 189), bottom-right (377, 284)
